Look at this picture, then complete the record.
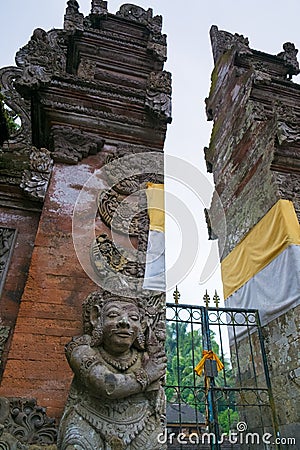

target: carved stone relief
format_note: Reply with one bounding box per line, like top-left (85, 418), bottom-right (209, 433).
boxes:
top-left (276, 121), bottom-right (300, 146)
top-left (147, 32), bottom-right (167, 62)
top-left (210, 25), bottom-right (251, 64)
top-left (50, 125), bottom-right (105, 164)
top-left (145, 71), bottom-right (172, 122)
top-left (20, 147), bottom-right (53, 202)
top-left (91, 147), bottom-right (164, 294)
top-left (91, 0), bottom-right (108, 17)
top-left (273, 171), bottom-right (300, 221)
top-left (64, 0), bottom-right (84, 31)
top-left (0, 325), bottom-right (10, 369)
top-left (0, 66), bottom-right (31, 146)
top-left (0, 228), bottom-right (16, 295)
top-left (0, 397), bottom-right (57, 447)
top-left (77, 57), bottom-right (97, 80)
top-left (274, 101), bottom-right (299, 124)
top-left (116, 4), bottom-right (162, 34)
top-left (98, 189), bottom-right (148, 236)
top-left (57, 289), bottom-right (166, 450)
top-left (277, 42), bottom-right (300, 78)
top-left (103, 148), bottom-right (163, 196)
top-left (15, 28), bottom-right (66, 89)
top-left (91, 233), bottom-right (144, 284)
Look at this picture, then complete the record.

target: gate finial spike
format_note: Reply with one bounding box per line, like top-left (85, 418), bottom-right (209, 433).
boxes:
top-left (203, 290), bottom-right (210, 308)
top-left (213, 290), bottom-right (220, 308)
top-left (173, 285), bottom-right (180, 304)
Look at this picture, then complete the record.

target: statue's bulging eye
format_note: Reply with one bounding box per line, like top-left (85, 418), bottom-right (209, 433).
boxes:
top-left (129, 315), bottom-right (139, 321)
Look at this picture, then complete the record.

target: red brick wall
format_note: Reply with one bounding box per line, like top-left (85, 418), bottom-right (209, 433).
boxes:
top-left (0, 154), bottom-right (109, 419)
top-left (0, 208), bottom-right (40, 326)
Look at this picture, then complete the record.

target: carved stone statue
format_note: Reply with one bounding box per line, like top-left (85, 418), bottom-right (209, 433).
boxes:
top-left (57, 290), bottom-right (167, 450)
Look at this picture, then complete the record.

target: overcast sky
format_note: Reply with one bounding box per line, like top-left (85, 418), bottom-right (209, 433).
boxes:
top-left (1, 1), bottom-right (300, 305)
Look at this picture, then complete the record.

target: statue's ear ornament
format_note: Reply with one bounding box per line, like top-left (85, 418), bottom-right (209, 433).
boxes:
top-left (135, 332), bottom-right (146, 350)
top-left (91, 324), bottom-right (103, 347)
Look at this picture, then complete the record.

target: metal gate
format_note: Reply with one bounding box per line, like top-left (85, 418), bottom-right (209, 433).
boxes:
top-left (165, 295), bottom-right (280, 449)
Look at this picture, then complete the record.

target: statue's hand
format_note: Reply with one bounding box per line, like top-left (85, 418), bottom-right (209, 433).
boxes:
top-left (143, 351), bottom-right (167, 384)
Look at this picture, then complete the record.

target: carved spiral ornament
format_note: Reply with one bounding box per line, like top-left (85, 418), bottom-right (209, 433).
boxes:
top-left (98, 189), bottom-right (148, 236)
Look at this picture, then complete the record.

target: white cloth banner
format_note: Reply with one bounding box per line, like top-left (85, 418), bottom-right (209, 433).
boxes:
top-left (142, 230), bottom-right (166, 291)
top-left (226, 244), bottom-right (300, 340)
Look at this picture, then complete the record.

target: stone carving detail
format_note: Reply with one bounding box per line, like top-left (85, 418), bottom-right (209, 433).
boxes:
top-left (277, 42), bottom-right (300, 78)
top-left (210, 25), bottom-right (251, 64)
top-left (77, 57), bottom-right (97, 80)
top-left (0, 228), bottom-right (16, 294)
top-left (98, 189), bottom-right (148, 236)
top-left (20, 147), bottom-right (53, 201)
top-left (64, 0), bottom-right (84, 30)
top-left (93, 148), bottom-right (165, 291)
top-left (147, 33), bottom-right (167, 62)
top-left (276, 121), bottom-right (300, 146)
top-left (15, 28), bottom-right (66, 89)
top-left (252, 66), bottom-right (272, 84)
top-left (0, 397), bottom-right (58, 446)
top-left (91, 233), bottom-right (144, 281)
top-left (274, 102), bottom-right (298, 124)
top-left (116, 4), bottom-right (162, 33)
top-left (273, 171), bottom-right (300, 221)
top-left (58, 289), bottom-right (166, 450)
top-left (0, 325), bottom-right (10, 368)
top-left (248, 100), bottom-right (269, 121)
top-left (147, 71), bottom-right (171, 93)
top-left (145, 71), bottom-right (172, 122)
top-left (104, 148), bottom-right (163, 195)
top-left (91, 0), bottom-right (108, 16)
top-left (0, 67), bottom-right (31, 146)
top-left (50, 125), bottom-right (105, 164)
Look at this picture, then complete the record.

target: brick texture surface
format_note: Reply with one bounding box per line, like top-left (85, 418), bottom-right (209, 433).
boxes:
top-left (0, 155), bottom-right (108, 419)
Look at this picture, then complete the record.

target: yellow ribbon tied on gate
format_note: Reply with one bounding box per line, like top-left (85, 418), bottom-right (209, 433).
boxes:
top-left (194, 350), bottom-right (224, 376)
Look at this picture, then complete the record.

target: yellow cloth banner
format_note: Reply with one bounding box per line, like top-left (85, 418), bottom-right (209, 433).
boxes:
top-left (194, 350), bottom-right (224, 376)
top-left (222, 200), bottom-right (300, 299)
top-left (146, 183), bottom-right (165, 232)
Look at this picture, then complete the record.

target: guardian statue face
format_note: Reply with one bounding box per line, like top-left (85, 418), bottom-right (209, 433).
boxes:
top-left (101, 301), bottom-right (142, 355)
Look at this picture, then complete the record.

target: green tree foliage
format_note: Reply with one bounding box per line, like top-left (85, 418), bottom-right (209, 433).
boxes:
top-left (166, 321), bottom-right (203, 404)
top-left (218, 409), bottom-right (239, 434)
top-left (0, 93), bottom-right (20, 145)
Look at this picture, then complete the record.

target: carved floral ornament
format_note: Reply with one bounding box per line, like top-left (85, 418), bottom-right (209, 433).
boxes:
top-left (98, 189), bottom-right (148, 236)
top-left (65, 1), bottom-right (163, 32)
top-left (91, 149), bottom-right (165, 292)
top-left (50, 125), bottom-right (105, 164)
top-left (91, 232), bottom-right (144, 280)
top-left (20, 147), bottom-right (53, 202)
top-left (116, 4), bottom-right (162, 34)
top-left (63, 0), bottom-right (167, 60)
top-left (15, 28), bottom-right (66, 90)
top-left (103, 149), bottom-right (163, 195)
top-left (145, 71), bottom-right (172, 122)
top-left (0, 397), bottom-right (57, 447)
top-left (0, 228), bottom-right (17, 294)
